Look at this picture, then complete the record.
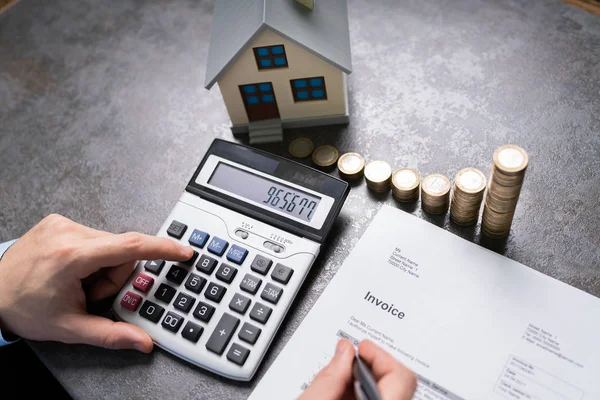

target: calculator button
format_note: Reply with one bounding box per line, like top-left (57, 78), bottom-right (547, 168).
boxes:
top-left (229, 293), bottom-right (251, 315)
top-left (154, 283), bottom-right (177, 304)
top-left (167, 220), bottom-right (187, 239)
top-left (216, 264), bottom-right (238, 284)
top-left (196, 255), bottom-right (218, 275)
top-left (185, 273), bottom-right (207, 294)
top-left (205, 313), bottom-right (240, 355)
top-left (139, 300), bottom-right (165, 323)
top-left (240, 273), bottom-right (262, 295)
top-left (193, 301), bottom-right (216, 323)
top-left (227, 343), bottom-right (250, 366)
top-left (251, 255), bottom-right (272, 275)
top-left (249, 302), bottom-right (272, 324)
top-left (181, 250), bottom-right (199, 267)
top-left (271, 264), bottom-right (294, 285)
top-left (207, 237), bottom-right (229, 256)
top-left (161, 311), bottom-right (184, 333)
top-left (181, 321), bottom-right (203, 343)
top-left (166, 265), bottom-right (188, 285)
top-left (144, 259), bottom-right (165, 275)
top-left (132, 272), bottom-right (154, 293)
top-left (204, 282), bottom-right (227, 303)
top-left (120, 291), bottom-right (142, 311)
top-left (173, 292), bottom-right (196, 313)
top-left (188, 229), bottom-right (210, 248)
top-left (226, 245), bottom-right (248, 265)
top-left (238, 322), bottom-right (261, 345)
top-left (261, 282), bottom-right (283, 305)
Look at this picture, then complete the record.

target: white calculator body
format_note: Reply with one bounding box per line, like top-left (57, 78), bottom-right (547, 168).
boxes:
top-left (112, 139), bottom-right (349, 381)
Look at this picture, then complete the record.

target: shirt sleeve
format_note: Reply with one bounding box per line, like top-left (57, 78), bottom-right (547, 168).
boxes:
top-left (0, 239), bottom-right (19, 346)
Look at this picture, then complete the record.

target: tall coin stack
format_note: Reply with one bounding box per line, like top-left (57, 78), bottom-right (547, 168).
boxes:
top-left (450, 168), bottom-right (487, 226)
top-left (421, 174), bottom-right (451, 214)
top-left (481, 145), bottom-right (528, 239)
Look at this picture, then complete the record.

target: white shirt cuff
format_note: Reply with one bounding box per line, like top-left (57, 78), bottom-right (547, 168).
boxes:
top-left (0, 239), bottom-right (19, 346)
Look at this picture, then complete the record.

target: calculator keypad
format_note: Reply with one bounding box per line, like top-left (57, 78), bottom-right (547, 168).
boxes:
top-left (120, 219), bottom-right (299, 373)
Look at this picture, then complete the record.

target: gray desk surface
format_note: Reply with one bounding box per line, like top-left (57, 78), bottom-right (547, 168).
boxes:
top-left (1, 0), bottom-right (600, 398)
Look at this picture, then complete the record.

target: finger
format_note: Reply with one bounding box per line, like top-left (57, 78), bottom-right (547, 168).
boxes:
top-left (76, 232), bottom-right (194, 276)
top-left (63, 314), bottom-right (153, 353)
top-left (87, 260), bottom-right (137, 301)
top-left (298, 339), bottom-right (355, 400)
top-left (358, 340), bottom-right (417, 400)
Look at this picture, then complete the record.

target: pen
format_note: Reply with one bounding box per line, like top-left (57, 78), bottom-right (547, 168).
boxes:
top-left (352, 351), bottom-right (383, 400)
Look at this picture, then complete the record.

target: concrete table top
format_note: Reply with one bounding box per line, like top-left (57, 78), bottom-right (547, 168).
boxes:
top-left (1, 0), bottom-right (599, 398)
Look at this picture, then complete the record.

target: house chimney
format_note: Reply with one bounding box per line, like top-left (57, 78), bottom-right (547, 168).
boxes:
top-left (295, 0), bottom-right (314, 11)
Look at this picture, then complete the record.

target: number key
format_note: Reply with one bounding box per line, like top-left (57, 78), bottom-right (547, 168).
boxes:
top-left (185, 273), bottom-right (207, 294)
top-left (193, 301), bottom-right (215, 323)
top-left (216, 263), bottom-right (238, 284)
top-left (139, 300), bottom-right (165, 323)
top-left (154, 283), bottom-right (177, 304)
top-left (166, 265), bottom-right (187, 285)
top-left (196, 255), bottom-right (218, 275)
top-left (173, 292), bottom-right (195, 313)
top-left (204, 282), bottom-right (227, 303)
top-left (161, 311), bottom-right (184, 333)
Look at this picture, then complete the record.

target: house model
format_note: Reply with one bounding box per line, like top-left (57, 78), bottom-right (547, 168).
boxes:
top-left (204, 0), bottom-right (352, 144)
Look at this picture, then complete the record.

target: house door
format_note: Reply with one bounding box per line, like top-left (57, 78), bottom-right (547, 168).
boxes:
top-left (239, 82), bottom-right (280, 122)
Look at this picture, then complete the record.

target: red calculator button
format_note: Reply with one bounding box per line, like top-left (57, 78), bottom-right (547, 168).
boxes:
top-left (120, 291), bottom-right (142, 311)
top-left (132, 273), bottom-right (154, 293)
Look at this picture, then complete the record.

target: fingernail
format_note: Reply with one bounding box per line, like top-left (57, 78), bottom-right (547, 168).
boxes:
top-left (134, 342), bottom-right (147, 353)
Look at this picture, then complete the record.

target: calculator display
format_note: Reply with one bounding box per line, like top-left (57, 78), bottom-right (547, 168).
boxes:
top-left (208, 162), bottom-right (322, 222)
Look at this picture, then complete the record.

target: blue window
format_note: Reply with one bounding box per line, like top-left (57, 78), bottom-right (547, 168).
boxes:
top-left (290, 76), bottom-right (327, 102)
top-left (254, 45), bottom-right (288, 69)
top-left (262, 94), bottom-right (274, 103)
top-left (242, 85), bottom-right (256, 94)
top-left (258, 83), bottom-right (272, 92)
top-left (246, 96), bottom-right (259, 105)
top-left (239, 82), bottom-right (277, 108)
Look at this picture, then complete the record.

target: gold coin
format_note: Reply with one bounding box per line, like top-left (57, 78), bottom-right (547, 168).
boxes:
top-left (288, 137), bottom-right (314, 158)
top-left (312, 145), bottom-right (339, 167)
top-left (493, 145), bottom-right (528, 174)
top-left (337, 152), bottom-right (365, 179)
top-left (392, 168), bottom-right (420, 191)
top-left (364, 160), bottom-right (392, 183)
top-left (455, 168), bottom-right (486, 194)
top-left (421, 174), bottom-right (450, 196)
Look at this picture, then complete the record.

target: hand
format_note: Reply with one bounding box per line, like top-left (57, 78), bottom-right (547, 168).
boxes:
top-left (299, 338), bottom-right (417, 400)
top-left (0, 214), bottom-right (193, 353)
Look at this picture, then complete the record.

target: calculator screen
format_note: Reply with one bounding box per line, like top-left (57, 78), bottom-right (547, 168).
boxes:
top-left (208, 162), bottom-right (322, 222)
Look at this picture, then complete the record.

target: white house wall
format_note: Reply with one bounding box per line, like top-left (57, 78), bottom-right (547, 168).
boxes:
top-left (217, 28), bottom-right (347, 125)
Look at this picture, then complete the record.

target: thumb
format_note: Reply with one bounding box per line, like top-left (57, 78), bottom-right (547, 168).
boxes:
top-left (63, 314), bottom-right (154, 353)
top-left (299, 339), bottom-right (355, 400)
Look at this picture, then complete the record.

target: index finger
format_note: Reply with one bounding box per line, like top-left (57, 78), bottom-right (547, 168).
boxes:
top-left (76, 232), bottom-right (194, 276)
top-left (358, 339), bottom-right (400, 379)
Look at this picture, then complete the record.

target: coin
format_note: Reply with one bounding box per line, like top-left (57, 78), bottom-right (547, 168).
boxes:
top-left (493, 144), bottom-right (528, 174)
top-left (288, 137), bottom-right (314, 158)
top-left (392, 168), bottom-right (420, 202)
top-left (421, 174), bottom-right (451, 214)
top-left (337, 152), bottom-right (365, 181)
top-left (450, 168), bottom-right (486, 226)
top-left (364, 160), bottom-right (392, 193)
top-left (312, 145), bottom-right (339, 168)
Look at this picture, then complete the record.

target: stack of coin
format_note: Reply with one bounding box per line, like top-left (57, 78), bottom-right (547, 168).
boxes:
top-left (421, 174), bottom-right (451, 214)
top-left (337, 152), bottom-right (365, 181)
top-left (450, 168), bottom-right (487, 226)
top-left (391, 168), bottom-right (420, 202)
top-left (364, 160), bottom-right (392, 193)
top-left (481, 145), bottom-right (528, 239)
top-left (288, 137), bottom-right (314, 158)
top-left (312, 145), bottom-right (339, 169)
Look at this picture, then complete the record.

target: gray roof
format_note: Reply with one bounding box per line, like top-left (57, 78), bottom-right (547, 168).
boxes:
top-left (204, 0), bottom-right (352, 89)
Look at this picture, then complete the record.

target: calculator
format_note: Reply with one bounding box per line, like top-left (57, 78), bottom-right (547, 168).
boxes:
top-left (112, 139), bottom-right (349, 381)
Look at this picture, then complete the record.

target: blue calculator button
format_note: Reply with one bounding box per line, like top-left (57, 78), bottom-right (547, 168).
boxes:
top-left (207, 237), bottom-right (229, 256)
top-left (226, 245), bottom-right (248, 265)
top-left (188, 229), bottom-right (209, 248)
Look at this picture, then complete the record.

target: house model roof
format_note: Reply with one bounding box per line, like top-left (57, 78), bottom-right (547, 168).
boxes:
top-left (204, 0), bottom-right (352, 89)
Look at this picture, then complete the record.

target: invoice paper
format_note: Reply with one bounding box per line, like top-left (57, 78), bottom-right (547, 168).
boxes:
top-left (249, 205), bottom-right (600, 400)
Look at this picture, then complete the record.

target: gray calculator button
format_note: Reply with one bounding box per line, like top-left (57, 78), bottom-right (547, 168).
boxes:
top-left (144, 259), bottom-right (165, 275)
top-left (229, 293), bottom-right (251, 315)
top-left (240, 273), bottom-right (262, 295)
top-left (161, 311), bottom-right (184, 333)
top-left (249, 302), bottom-right (272, 324)
top-left (196, 255), bottom-right (218, 275)
top-left (216, 263), bottom-right (238, 284)
top-left (226, 343), bottom-right (250, 366)
top-left (261, 282), bottom-right (283, 305)
top-left (206, 313), bottom-right (240, 355)
top-left (271, 263), bottom-right (293, 285)
top-left (251, 255), bottom-right (272, 275)
top-left (173, 292), bottom-right (195, 313)
top-left (167, 220), bottom-right (187, 239)
top-left (238, 322), bottom-right (261, 345)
